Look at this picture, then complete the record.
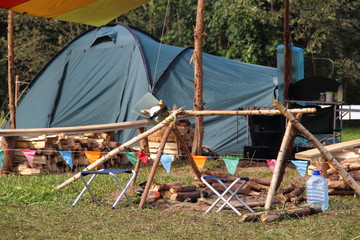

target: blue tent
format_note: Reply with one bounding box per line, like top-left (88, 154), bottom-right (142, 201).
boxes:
top-left (15, 23), bottom-right (277, 154)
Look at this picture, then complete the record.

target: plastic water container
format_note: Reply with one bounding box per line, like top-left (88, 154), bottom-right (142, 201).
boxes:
top-left (306, 170), bottom-right (329, 210)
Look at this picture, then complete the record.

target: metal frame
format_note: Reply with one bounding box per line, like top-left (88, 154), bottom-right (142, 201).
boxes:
top-left (72, 169), bottom-right (136, 209)
top-left (201, 175), bottom-right (255, 216)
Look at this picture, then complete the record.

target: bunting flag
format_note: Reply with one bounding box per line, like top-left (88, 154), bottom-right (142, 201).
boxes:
top-left (0, 0), bottom-right (150, 27)
top-left (223, 157), bottom-right (240, 175)
top-left (192, 155), bottom-right (207, 169)
top-left (266, 159), bottom-right (276, 173)
top-left (84, 151), bottom-right (101, 164)
top-left (124, 152), bottom-right (137, 166)
top-left (59, 151), bottom-right (73, 169)
top-left (291, 160), bottom-right (308, 178)
top-left (0, 149), bottom-right (4, 169)
top-left (137, 150), bottom-right (148, 165)
top-left (21, 149), bottom-right (36, 168)
top-left (160, 154), bottom-right (173, 174)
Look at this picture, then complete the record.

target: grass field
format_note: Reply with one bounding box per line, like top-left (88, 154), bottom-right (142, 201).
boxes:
top-left (1, 128), bottom-right (360, 239)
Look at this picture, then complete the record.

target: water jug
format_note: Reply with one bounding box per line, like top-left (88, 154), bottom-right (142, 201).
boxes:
top-left (306, 170), bottom-right (329, 210)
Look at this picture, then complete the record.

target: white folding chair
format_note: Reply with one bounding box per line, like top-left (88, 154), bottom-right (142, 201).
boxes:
top-left (72, 169), bottom-right (136, 209)
top-left (201, 175), bottom-right (255, 216)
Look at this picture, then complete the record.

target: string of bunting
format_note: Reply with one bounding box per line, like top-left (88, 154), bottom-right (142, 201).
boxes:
top-left (0, 148), bottom-right (309, 177)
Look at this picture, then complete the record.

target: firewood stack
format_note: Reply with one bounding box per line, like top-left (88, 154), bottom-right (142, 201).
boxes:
top-left (13, 133), bottom-right (130, 175)
top-left (326, 150), bottom-right (360, 195)
top-left (146, 121), bottom-right (194, 156)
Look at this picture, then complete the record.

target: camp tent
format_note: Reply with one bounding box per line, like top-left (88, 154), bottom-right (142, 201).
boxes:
top-left (14, 23), bottom-right (277, 154)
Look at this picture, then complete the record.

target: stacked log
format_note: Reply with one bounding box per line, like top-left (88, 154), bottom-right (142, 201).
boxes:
top-left (13, 133), bottom-right (130, 175)
top-left (326, 150), bottom-right (360, 195)
top-left (147, 181), bottom-right (208, 203)
top-left (146, 121), bottom-right (194, 156)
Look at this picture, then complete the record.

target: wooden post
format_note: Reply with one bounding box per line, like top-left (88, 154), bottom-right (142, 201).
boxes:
top-left (274, 99), bottom-right (360, 196)
top-left (1, 10), bottom-right (17, 174)
top-left (173, 126), bottom-right (202, 181)
top-left (15, 75), bottom-right (19, 108)
top-left (56, 109), bottom-right (182, 189)
top-left (131, 127), bottom-right (150, 187)
top-left (283, 0), bottom-right (292, 102)
top-left (264, 113), bottom-right (302, 210)
top-left (192, 0), bottom-right (206, 156)
top-left (139, 122), bottom-right (175, 208)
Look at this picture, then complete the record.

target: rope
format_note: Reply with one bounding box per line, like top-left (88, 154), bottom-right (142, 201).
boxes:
top-left (152, 0), bottom-right (171, 82)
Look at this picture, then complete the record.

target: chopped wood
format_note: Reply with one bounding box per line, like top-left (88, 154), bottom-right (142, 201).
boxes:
top-left (328, 180), bottom-right (360, 190)
top-left (211, 182), bottom-right (252, 195)
top-left (200, 169), bottom-right (234, 179)
top-left (248, 177), bottom-right (271, 186)
top-left (151, 183), bottom-right (170, 192)
top-left (328, 189), bottom-right (355, 195)
top-left (260, 206), bottom-right (322, 223)
top-left (169, 185), bottom-right (197, 193)
top-left (169, 190), bottom-right (209, 202)
top-left (277, 183), bottom-right (296, 194)
top-left (247, 181), bottom-right (269, 192)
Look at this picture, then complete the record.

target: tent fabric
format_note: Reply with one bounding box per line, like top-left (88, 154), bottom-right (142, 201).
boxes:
top-left (0, 0), bottom-right (149, 26)
top-left (14, 23), bottom-right (277, 154)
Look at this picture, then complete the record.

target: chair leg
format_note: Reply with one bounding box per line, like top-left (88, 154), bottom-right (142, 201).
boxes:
top-left (72, 174), bottom-right (99, 207)
top-left (111, 170), bottom-right (137, 209)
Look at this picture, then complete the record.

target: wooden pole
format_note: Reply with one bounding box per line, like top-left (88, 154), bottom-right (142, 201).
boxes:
top-left (192, 0), bottom-right (206, 156)
top-left (264, 113), bottom-right (302, 210)
top-left (131, 127), bottom-right (150, 187)
top-left (7, 10), bottom-right (16, 129)
top-left (1, 10), bottom-right (17, 174)
top-left (172, 126), bottom-right (202, 181)
top-left (15, 75), bottom-right (19, 108)
top-left (56, 109), bottom-right (182, 190)
top-left (283, 0), bottom-right (292, 102)
top-left (274, 99), bottom-right (360, 196)
top-left (182, 108), bottom-right (315, 116)
top-left (139, 122), bottom-right (175, 208)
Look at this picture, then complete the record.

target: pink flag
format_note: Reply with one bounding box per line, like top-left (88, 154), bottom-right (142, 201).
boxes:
top-left (266, 159), bottom-right (276, 173)
top-left (138, 150), bottom-right (148, 165)
top-left (21, 149), bottom-right (36, 168)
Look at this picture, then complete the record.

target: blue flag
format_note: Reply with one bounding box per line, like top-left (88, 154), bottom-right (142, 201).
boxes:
top-left (291, 160), bottom-right (308, 177)
top-left (59, 151), bottom-right (73, 169)
top-left (160, 154), bottom-right (173, 174)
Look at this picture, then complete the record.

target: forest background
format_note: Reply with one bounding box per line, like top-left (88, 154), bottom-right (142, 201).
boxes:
top-left (0, 0), bottom-right (359, 119)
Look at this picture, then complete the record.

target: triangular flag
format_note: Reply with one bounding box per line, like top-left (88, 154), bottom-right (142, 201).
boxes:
top-left (0, 149), bottom-right (4, 169)
top-left (223, 157), bottom-right (240, 175)
top-left (160, 154), bottom-right (173, 174)
top-left (84, 151), bottom-right (101, 164)
top-left (266, 159), bottom-right (276, 173)
top-left (193, 155), bottom-right (207, 169)
top-left (21, 149), bottom-right (36, 168)
top-left (124, 152), bottom-right (137, 166)
top-left (138, 150), bottom-right (148, 165)
top-left (291, 160), bottom-right (308, 177)
top-left (59, 151), bottom-right (73, 169)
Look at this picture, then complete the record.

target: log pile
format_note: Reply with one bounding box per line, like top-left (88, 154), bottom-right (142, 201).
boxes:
top-left (146, 121), bottom-right (194, 156)
top-left (13, 133), bottom-right (130, 175)
top-left (146, 181), bottom-right (208, 203)
top-left (325, 150), bottom-right (360, 195)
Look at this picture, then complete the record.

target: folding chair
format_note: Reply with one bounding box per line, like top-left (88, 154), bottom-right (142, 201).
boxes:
top-left (201, 175), bottom-right (255, 216)
top-left (72, 169), bottom-right (136, 209)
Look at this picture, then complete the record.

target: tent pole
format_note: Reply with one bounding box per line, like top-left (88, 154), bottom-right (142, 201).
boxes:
top-left (192, 0), bottom-right (206, 156)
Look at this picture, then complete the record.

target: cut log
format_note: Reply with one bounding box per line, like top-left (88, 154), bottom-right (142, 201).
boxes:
top-left (248, 177), bottom-right (271, 186)
top-left (277, 183), bottom-right (296, 194)
top-left (169, 190), bottom-right (209, 202)
top-left (169, 185), bottom-right (197, 193)
top-left (260, 206), bottom-right (322, 222)
top-left (328, 180), bottom-right (360, 190)
top-left (211, 182), bottom-right (251, 195)
top-left (151, 183), bottom-right (171, 192)
top-left (200, 169), bottom-right (234, 179)
top-left (247, 181), bottom-right (269, 192)
top-left (328, 189), bottom-right (355, 195)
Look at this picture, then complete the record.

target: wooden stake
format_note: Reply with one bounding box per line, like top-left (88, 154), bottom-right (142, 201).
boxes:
top-left (172, 126), bottom-right (202, 181)
top-left (56, 109), bottom-right (182, 190)
top-left (192, 0), bottom-right (206, 155)
top-left (274, 99), bottom-right (360, 196)
top-left (283, 0), bottom-right (292, 101)
top-left (265, 114), bottom-right (299, 210)
top-left (7, 10), bottom-right (16, 130)
top-left (131, 127), bottom-right (150, 187)
top-left (139, 122), bottom-right (175, 208)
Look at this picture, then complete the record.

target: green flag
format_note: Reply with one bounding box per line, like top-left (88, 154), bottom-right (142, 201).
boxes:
top-left (0, 149), bottom-right (4, 169)
top-left (223, 157), bottom-right (240, 175)
top-left (125, 152), bottom-right (137, 166)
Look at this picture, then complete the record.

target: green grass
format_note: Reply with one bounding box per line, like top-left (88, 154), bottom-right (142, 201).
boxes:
top-left (1, 128), bottom-right (360, 239)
